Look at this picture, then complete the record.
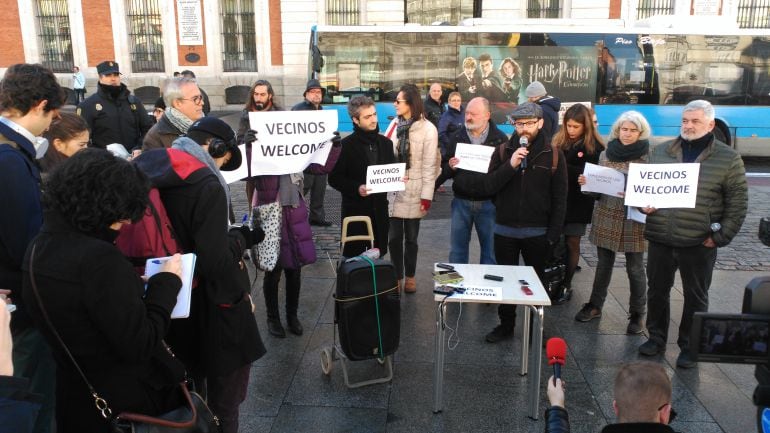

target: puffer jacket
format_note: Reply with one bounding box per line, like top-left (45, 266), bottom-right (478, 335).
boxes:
top-left (388, 118), bottom-right (440, 219)
top-left (644, 136), bottom-right (748, 248)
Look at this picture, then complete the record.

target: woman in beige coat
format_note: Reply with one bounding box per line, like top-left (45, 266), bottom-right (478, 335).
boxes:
top-left (388, 84), bottom-right (440, 293)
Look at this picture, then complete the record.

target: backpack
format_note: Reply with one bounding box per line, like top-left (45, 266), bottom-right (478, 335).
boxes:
top-left (115, 148), bottom-right (207, 276)
top-left (115, 187), bottom-right (181, 276)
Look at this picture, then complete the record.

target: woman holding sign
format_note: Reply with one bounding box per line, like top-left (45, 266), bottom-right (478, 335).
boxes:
top-left (574, 110), bottom-right (650, 335)
top-left (388, 84), bottom-right (440, 293)
top-left (552, 104), bottom-right (605, 304)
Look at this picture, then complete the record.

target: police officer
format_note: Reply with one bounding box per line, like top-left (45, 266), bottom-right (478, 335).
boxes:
top-left (77, 61), bottom-right (152, 151)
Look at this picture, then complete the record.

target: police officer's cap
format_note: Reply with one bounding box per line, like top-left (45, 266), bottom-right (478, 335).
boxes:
top-left (96, 61), bottom-right (121, 75)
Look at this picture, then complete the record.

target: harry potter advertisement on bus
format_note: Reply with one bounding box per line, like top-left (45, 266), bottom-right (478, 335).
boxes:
top-left (457, 45), bottom-right (597, 113)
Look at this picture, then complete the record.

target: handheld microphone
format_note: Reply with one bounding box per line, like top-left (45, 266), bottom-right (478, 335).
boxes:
top-left (546, 337), bottom-right (567, 382)
top-left (519, 136), bottom-right (528, 169)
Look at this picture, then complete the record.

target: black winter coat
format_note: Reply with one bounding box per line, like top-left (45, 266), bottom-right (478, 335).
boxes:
top-left (424, 96), bottom-right (445, 128)
top-left (135, 148), bottom-right (266, 378)
top-left (445, 122), bottom-right (508, 201)
top-left (329, 125), bottom-right (396, 257)
top-left (77, 83), bottom-right (153, 151)
top-left (562, 140), bottom-right (601, 224)
top-left (21, 211), bottom-right (184, 433)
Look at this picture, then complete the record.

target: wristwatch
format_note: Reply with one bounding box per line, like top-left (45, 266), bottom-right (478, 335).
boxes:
top-left (710, 222), bottom-right (722, 233)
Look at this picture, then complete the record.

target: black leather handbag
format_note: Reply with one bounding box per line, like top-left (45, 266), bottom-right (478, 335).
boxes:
top-left (28, 244), bottom-right (221, 433)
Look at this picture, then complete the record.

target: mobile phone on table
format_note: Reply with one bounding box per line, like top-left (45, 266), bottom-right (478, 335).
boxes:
top-left (433, 285), bottom-right (455, 296)
top-left (520, 284), bottom-right (533, 296)
top-left (436, 263), bottom-right (455, 271)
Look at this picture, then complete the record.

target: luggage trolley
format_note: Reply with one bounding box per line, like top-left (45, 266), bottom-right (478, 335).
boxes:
top-left (320, 216), bottom-right (400, 388)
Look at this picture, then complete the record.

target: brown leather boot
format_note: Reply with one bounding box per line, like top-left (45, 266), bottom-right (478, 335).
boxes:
top-left (404, 276), bottom-right (416, 293)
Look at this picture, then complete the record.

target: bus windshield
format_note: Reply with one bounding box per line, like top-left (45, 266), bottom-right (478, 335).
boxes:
top-left (310, 25), bottom-right (770, 156)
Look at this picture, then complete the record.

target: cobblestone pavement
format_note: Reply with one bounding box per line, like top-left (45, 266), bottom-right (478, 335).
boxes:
top-left (232, 176), bottom-right (770, 272)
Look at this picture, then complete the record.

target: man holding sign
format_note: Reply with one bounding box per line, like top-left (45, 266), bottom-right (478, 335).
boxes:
top-left (639, 100), bottom-right (748, 369)
top-left (329, 96), bottom-right (396, 257)
top-left (445, 97), bottom-right (507, 264)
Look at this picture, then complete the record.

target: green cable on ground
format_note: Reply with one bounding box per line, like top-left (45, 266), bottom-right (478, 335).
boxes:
top-left (361, 256), bottom-right (385, 360)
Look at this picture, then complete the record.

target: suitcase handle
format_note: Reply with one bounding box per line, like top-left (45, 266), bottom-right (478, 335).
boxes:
top-left (340, 216), bottom-right (375, 250)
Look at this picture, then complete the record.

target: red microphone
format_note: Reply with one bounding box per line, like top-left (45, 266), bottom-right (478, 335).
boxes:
top-left (546, 337), bottom-right (567, 382)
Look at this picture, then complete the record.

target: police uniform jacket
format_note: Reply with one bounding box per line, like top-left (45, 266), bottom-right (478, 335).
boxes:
top-left (77, 83), bottom-right (152, 151)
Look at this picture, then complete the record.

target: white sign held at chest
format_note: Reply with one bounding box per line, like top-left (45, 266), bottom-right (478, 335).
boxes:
top-left (624, 163), bottom-right (700, 208)
top-left (366, 163), bottom-right (406, 193)
top-left (454, 142), bottom-right (495, 173)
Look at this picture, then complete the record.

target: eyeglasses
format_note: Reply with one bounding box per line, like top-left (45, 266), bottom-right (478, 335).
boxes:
top-left (395, 99), bottom-right (408, 105)
top-left (180, 95), bottom-right (203, 104)
top-left (512, 120), bottom-right (538, 128)
top-left (657, 403), bottom-right (677, 423)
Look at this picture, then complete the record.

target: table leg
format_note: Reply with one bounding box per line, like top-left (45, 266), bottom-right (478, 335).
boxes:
top-left (520, 305), bottom-right (530, 376)
top-left (527, 306), bottom-right (544, 420)
top-left (432, 301), bottom-right (446, 413)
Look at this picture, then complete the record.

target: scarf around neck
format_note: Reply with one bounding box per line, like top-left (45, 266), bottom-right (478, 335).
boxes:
top-left (165, 107), bottom-right (194, 134)
top-left (396, 117), bottom-right (415, 170)
top-left (605, 138), bottom-right (649, 162)
top-left (171, 136), bottom-right (232, 224)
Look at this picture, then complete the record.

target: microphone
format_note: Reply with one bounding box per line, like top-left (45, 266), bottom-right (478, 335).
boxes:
top-left (546, 337), bottom-right (567, 382)
top-left (519, 136), bottom-right (528, 169)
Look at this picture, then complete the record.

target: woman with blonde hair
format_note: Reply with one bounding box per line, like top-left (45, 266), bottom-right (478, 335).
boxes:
top-left (575, 110), bottom-right (651, 335)
top-left (551, 103), bottom-right (605, 303)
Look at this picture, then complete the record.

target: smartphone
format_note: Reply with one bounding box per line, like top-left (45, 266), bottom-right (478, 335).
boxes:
top-left (519, 279), bottom-right (529, 285)
top-left (521, 285), bottom-right (533, 296)
top-left (433, 285), bottom-right (455, 296)
top-left (484, 274), bottom-right (503, 282)
top-left (436, 263), bottom-right (455, 271)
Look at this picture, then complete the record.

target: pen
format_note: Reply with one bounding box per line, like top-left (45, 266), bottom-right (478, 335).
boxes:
top-left (242, 214), bottom-right (248, 224)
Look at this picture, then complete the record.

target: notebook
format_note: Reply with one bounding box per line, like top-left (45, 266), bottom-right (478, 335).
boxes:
top-left (144, 253), bottom-right (197, 319)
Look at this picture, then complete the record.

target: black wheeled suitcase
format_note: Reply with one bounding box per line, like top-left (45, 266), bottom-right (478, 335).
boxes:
top-left (335, 258), bottom-right (400, 361)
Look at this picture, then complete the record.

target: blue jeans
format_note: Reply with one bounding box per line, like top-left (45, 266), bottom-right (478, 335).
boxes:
top-left (448, 198), bottom-right (496, 264)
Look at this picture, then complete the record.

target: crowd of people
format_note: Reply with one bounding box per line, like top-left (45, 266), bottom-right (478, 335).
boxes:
top-left (0, 60), bottom-right (749, 433)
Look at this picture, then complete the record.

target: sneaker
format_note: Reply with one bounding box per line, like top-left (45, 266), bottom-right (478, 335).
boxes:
top-left (574, 303), bottom-right (601, 322)
top-left (485, 324), bottom-right (514, 343)
top-left (676, 350), bottom-right (696, 369)
top-left (638, 339), bottom-right (664, 356)
top-left (626, 312), bottom-right (645, 335)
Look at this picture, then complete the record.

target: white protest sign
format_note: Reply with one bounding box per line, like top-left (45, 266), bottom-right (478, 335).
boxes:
top-left (221, 144), bottom-right (249, 184)
top-left (366, 163), bottom-right (406, 193)
top-left (624, 163), bottom-right (700, 208)
top-left (449, 285), bottom-right (502, 301)
top-left (581, 162), bottom-right (625, 197)
top-left (454, 142), bottom-right (495, 173)
top-left (248, 110), bottom-right (338, 175)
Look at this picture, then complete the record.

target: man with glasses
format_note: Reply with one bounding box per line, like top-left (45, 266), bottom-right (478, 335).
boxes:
top-left (544, 361), bottom-right (677, 432)
top-left (639, 100), bottom-right (747, 368)
top-left (463, 102), bottom-right (567, 343)
top-left (293, 79), bottom-right (333, 226)
top-left (77, 61), bottom-right (152, 151)
top-left (143, 77), bottom-right (205, 150)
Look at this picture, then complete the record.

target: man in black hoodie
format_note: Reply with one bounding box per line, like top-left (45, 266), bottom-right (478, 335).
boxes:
top-left (525, 81), bottom-right (561, 139)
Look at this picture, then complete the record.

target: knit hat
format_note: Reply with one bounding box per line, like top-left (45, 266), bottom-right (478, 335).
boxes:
top-left (525, 81), bottom-right (547, 98)
top-left (508, 102), bottom-right (543, 120)
top-left (186, 117), bottom-right (241, 171)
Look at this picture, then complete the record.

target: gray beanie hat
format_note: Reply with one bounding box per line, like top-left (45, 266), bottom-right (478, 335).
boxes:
top-left (508, 102), bottom-right (543, 120)
top-left (525, 81), bottom-right (547, 98)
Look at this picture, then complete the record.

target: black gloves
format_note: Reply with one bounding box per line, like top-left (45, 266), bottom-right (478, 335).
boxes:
top-left (331, 131), bottom-right (342, 147)
top-left (242, 129), bottom-right (258, 145)
top-left (229, 225), bottom-right (265, 249)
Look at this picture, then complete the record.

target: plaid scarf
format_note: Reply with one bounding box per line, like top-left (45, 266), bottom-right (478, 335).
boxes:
top-left (396, 117), bottom-right (415, 170)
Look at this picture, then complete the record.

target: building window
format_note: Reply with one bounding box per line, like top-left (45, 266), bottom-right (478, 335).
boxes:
top-left (221, 0), bottom-right (257, 71)
top-left (406, 0), bottom-right (474, 25)
top-left (636, 0), bottom-right (674, 19)
top-left (35, 0), bottom-right (73, 73)
top-left (126, 0), bottom-right (165, 73)
top-left (326, 0), bottom-right (360, 25)
top-left (527, 0), bottom-right (561, 18)
top-left (737, 0), bottom-right (770, 28)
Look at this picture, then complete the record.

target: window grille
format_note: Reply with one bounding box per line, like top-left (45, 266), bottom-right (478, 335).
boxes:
top-left (636, 0), bottom-right (674, 20)
top-left (221, 0), bottom-right (257, 71)
top-left (326, 0), bottom-right (360, 25)
top-left (35, 0), bottom-right (73, 73)
top-left (126, 0), bottom-right (165, 73)
top-left (737, 0), bottom-right (770, 28)
top-left (405, 0), bottom-right (474, 25)
top-left (527, 0), bottom-right (561, 18)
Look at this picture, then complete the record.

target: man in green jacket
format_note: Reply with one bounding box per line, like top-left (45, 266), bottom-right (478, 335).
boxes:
top-left (638, 100), bottom-right (748, 368)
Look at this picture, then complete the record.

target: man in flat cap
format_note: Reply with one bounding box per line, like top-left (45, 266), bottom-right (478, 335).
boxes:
top-left (457, 101), bottom-right (567, 343)
top-left (77, 61), bottom-right (153, 152)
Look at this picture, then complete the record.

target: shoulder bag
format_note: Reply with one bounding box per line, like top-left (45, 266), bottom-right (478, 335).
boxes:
top-left (28, 243), bottom-right (221, 433)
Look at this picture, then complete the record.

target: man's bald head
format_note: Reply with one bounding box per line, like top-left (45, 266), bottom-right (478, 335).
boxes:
top-left (465, 97), bottom-right (491, 134)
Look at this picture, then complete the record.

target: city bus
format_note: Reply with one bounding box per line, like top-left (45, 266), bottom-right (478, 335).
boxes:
top-left (308, 23), bottom-right (770, 156)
